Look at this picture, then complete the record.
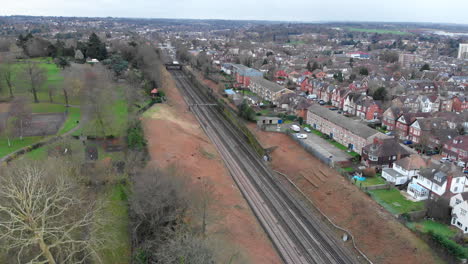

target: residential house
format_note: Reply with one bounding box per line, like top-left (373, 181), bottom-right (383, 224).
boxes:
top-left (442, 135), bottom-right (468, 166)
top-left (408, 118), bottom-right (448, 144)
top-left (382, 107), bottom-right (411, 131)
top-left (407, 163), bottom-right (466, 201)
top-left (249, 77), bottom-right (294, 105)
top-left (419, 95), bottom-right (440, 113)
top-left (450, 194), bottom-right (468, 234)
top-left (343, 93), bottom-right (365, 116)
top-left (395, 112), bottom-right (431, 140)
top-left (307, 104), bottom-right (388, 155)
top-left (382, 154), bottom-right (428, 185)
top-left (231, 64), bottom-right (263, 88)
top-left (453, 96), bottom-right (468, 112)
top-left (355, 97), bottom-right (383, 121)
top-left (361, 138), bottom-right (412, 168)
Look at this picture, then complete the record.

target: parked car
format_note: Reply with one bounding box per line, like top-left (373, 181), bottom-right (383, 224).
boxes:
top-left (385, 131), bottom-right (394, 136)
top-left (403, 140), bottom-right (412, 145)
top-left (329, 107), bottom-right (338, 111)
top-left (304, 127), bottom-right (311, 133)
top-left (337, 110), bottom-right (343, 114)
top-left (290, 124), bottom-right (300, 132)
top-left (296, 133), bottom-right (307, 139)
top-left (318, 100), bottom-right (326, 105)
top-left (440, 157), bottom-right (450, 163)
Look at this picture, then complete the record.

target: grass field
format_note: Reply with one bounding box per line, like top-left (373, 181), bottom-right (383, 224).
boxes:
top-left (31, 103), bottom-right (67, 113)
top-left (74, 98), bottom-right (128, 137)
top-left (408, 220), bottom-right (457, 239)
top-left (0, 58), bottom-right (74, 104)
top-left (96, 181), bottom-right (131, 263)
top-left (347, 27), bottom-right (410, 35)
top-left (368, 188), bottom-right (425, 215)
top-left (355, 176), bottom-right (387, 187)
top-left (58, 107), bottom-right (81, 134)
top-left (0, 136), bottom-right (44, 158)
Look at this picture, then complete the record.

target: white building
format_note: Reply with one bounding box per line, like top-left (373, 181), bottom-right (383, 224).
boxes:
top-left (406, 164), bottom-right (467, 201)
top-left (458, 44), bottom-right (468, 60)
top-left (450, 193), bottom-right (468, 233)
top-left (382, 155), bottom-right (427, 185)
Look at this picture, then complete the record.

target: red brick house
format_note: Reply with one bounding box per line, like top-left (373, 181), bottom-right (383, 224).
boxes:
top-left (442, 135), bottom-right (468, 165)
top-left (355, 98), bottom-right (383, 121)
top-left (395, 113), bottom-right (431, 139)
top-left (382, 107), bottom-right (411, 130)
top-left (453, 96), bottom-right (468, 112)
top-left (362, 137), bottom-right (411, 168)
top-left (331, 88), bottom-right (351, 109)
top-left (408, 118), bottom-right (447, 144)
top-left (300, 77), bottom-right (313, 93)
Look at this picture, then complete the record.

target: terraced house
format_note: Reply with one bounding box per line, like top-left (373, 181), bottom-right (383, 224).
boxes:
top-left (307, 104), bottom-right (388, 155)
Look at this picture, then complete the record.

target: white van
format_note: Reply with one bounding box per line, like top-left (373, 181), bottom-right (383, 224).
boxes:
top-left (290, 125), bottom-right (300, 132)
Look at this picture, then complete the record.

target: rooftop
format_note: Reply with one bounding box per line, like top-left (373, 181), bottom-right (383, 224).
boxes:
top-left (308, 104), bottom-right (386, 139)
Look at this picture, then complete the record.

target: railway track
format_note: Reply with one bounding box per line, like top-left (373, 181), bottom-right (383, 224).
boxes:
top-left (170, 70), bottom-right (361, 264)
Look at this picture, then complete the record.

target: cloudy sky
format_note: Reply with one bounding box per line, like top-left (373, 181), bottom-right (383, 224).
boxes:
top-left (1, 0), bottom-right (468, 24)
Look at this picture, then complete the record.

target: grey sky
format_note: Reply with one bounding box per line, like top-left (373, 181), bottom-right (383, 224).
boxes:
top-left (1, 0), bottom-right (468, 24)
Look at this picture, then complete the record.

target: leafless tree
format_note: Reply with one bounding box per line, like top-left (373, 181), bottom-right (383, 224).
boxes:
top-left (130, 166), bottom-right (190, 249)
top-left (25, 37), bottom-right (50, 58)
top-left (6, 96), bottom-right (31, 141)
top-left (0, 54), bottom-right (16, 98)
top-left (22, 62), bottom-right (47, 103)
top-left (80, 65), bottom-right (117, 137)
top-left (0, 159), bottom-right (105, 264)
top-left (154, 232), bottom-right (214, 264)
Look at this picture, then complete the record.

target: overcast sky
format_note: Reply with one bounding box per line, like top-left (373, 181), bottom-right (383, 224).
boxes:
top-left (1, 0), bottom-right (468, 24)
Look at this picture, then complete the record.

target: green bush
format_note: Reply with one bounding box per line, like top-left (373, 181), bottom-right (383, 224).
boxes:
top-left (127, 121), bottom-right (147, 151)
top-left (429, 230), bottom-right (467, 259)
top-left (285, 115), bottom-right (297, 121)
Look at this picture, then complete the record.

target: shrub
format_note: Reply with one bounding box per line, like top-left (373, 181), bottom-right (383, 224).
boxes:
top-left (362, 168), bottom-right (376, 177)
top-left (127, 121), bottom-right (147, 151)
top-left (429, 231), bottom-right (467, 259)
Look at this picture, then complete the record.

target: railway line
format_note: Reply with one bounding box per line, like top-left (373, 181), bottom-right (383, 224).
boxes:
top-left (170, 69), bottom-right (361, 264)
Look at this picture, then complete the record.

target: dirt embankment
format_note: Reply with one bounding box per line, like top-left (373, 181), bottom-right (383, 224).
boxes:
top-left (142, 69), bottom-right (281, 264)
top-left (249, 125), bottom-right (443, 264)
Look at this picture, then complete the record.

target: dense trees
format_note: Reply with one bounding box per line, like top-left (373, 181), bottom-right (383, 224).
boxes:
top-left (420, 63), bottom-right (430, 71)
top-left (130, 167), bottom-right (215, 263)
top-left (359, 67), bottom-right (369, 76)
top-left (85, 33), bottom-right (108, 61)
top-left (372, 87), bottom-right (388, 101)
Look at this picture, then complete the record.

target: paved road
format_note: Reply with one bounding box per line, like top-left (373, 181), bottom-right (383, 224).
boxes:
top-left (172, 70), bottom-right (362, 264)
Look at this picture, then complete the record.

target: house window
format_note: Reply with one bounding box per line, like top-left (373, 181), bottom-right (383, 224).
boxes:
top-left (457, 178), bottom-right (460, 183)
top-left (369, 155), bottom-right (378, 161)
top-left (457, 199), bottom-right (462, 204)
top-left (461, 209), bottom-right (467, 216)
top-left (393, 156), bottom-right (397, 160)
top-left (455, 187), bottom-right (459, 192)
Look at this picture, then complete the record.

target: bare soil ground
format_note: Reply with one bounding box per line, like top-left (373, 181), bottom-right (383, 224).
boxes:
top-left (248, 125), bottom-right (444, 264)
top-left (142, 69), bottom-right (281, 264)
top-left (0, 103), bottom-right (10, 113)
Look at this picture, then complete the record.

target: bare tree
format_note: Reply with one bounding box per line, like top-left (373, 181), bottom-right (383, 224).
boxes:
top-left (130, 166), bottom-right (190, 250)
top-left (0, 54), bottom-right (15, 98)
top-left (6, 96), bottom-right (31, 141)
top-left (0, 159), bottom-right (105, 264)
top-left (80, 65), bottom-right (117, 137)
top-left (22, 62), bottom-right (46, 103)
